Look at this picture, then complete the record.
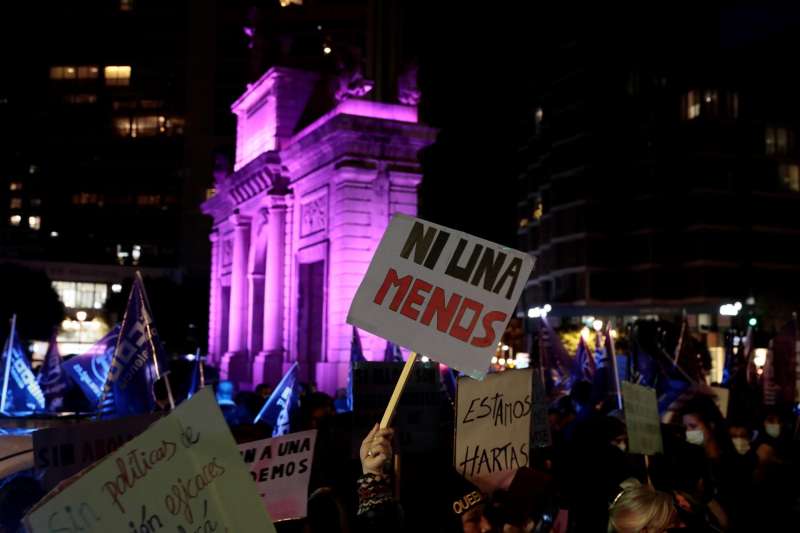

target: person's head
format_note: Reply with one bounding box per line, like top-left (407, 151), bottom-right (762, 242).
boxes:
top-left (255, 383), bottom-right (272, 399)
top-left (482, 489), bottom-right (534, 532)
top-left (608, 479), bottom-right (678, 533)
top-left (299, 392), bottom-right (335, 431)
top-left (727, 420), bottom-right (752, 455)
top-left (678, 395), bottom-right (729, 453)
top-left (763, 408), bottom-right (783, 439)
top-left (605, 414), bottom-right (628, 452)
top-left (216, 380), bottom-right (236, 406)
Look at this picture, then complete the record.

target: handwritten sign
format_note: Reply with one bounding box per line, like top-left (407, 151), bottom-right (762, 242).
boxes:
top-left (347, 215), bottom-right (535, 379)
top-left (238, 430), bottom-right (316, 522)
top-left (455, 369), bottom-right (533, 480)
top-left (351, 361), bottom-right (442, 455)
top-left (34, 413), bottom-right (160, 491)
top-left (24, 388), bottom-right (276, 533)
top-left (622, 381), bottom-right (663, 455)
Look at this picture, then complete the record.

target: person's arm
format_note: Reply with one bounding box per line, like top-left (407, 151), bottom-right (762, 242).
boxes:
top-left (356, 424), bottom-right (402, 531)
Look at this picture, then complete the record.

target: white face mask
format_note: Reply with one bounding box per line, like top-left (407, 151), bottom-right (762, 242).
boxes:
top-left (614, 441), bottom-right (627, 453)
top-left (765, 423), bottom-right (781, 439)
top-left (686, 429), bottom-right (705, 446)
top-left (732, 437), bottom-right (750, 455)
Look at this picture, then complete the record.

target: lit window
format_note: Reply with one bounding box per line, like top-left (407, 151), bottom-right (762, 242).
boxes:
top-left (766, 127), bottom-right (791, 156)
top-left (684, 90), bottom-right (700, 120)
top-left (113, 117), bottom-right (132, 137)
top-left (29, 165), bottom-right (37, 174)
top-left (779, 163), bottom-right (800, 192)
top-left (9, 215), bottom-right (21, 226)
top-left (9, 182), bottom-right (22, 191)
top-left (134, 115), bottom-right (159, 136)
top-left (77, 66), bottom-right (99, 79)
top-left (120, 0), bottom-right (134, 11)
top-left (104, 66), bottom-right (131, 86)
top-left (50, 66), bottom-right (77, 80)
top-left (9, 198), bottom-right (21, 209)
top-left (534, 107), bottom-right (544, 135)
top-left (65, 94), bottom-right (97, 104)
top-left (136, 194), bottom-right (161, 206)
top-left (28, 216), bottom-right (41, 230)
top-left (533, 201), bottom-right (543, 220)
top-left (52, 281), bottom-right (109, 310)
top-left (50, 231), bottom-right (59, 238)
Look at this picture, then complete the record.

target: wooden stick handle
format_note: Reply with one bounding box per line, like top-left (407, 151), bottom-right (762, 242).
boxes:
top-left (380, 352), bottom-right (417, 429)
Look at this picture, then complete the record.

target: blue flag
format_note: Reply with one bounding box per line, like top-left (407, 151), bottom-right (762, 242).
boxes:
top-left (573, 335), bottom-right (596, 384)
top-left (442, 366), bottom-right (458, 403)
top-left (63, 326), bottom-right (119, 408)
top-left (37, 329), bottom-right (69, 412)
top-left (346, 326), bottom-right (366, 411)
top-left (384, 341), bottom-right (403, 363)
top-left (1, 323), bottom-right (45, 414)
top-left (254, 362), bottom-right (299, 436)
top-left (99, 275), bottom-right (168, 418)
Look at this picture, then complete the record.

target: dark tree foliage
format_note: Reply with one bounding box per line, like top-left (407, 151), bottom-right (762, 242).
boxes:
top-left (0, 264), bottom-right (65, 341)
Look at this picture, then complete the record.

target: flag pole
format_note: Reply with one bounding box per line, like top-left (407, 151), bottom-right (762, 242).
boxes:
top-left (380, 351), bottom-right (417, 429)
top-left (197, 348), bottom-right (205, 389)
top-left (0, 314), bottom-right (16, 415)
top-left (136, 271), bottom-right (175, 410)
top-left (673, 318), bottom-right (687, 365)
top-left (606, 323), bottom-right (623, 410)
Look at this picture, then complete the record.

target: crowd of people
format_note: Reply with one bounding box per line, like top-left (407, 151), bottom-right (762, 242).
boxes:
top-left (215, 373), bottom-right (798, 532)
top-left (1, 366), bottom-right (799, 532)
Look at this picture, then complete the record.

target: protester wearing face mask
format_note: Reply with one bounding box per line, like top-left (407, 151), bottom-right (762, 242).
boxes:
top-left (727, 421), bottom-right (755, 457)
top-left (678, 396), bottom-right (742, 530)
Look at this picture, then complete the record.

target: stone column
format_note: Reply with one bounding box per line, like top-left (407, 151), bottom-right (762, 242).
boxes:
top-left (253, 192), bottom-right (289, 386)
top-left (207, 230), bottom-right (221, 365)
top-left (222, 212), bottom-right (251, 383)
top-left (247, 208), bottom-right (268, 358)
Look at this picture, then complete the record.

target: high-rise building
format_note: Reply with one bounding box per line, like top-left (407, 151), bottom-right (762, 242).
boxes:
top-left (0, 0), bottom-right (251, 347)
top-left (515, 4), bottom-right (800, 330)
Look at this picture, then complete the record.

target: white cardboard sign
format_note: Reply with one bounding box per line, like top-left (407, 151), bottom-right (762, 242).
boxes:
top-left (622, 381), bottom-right (663, 455)
top-left (24, 388), bottom-right (276, 533)
top-left (455, 369), bottom-right (533, 480)
top-left (347, 214), bottom-right (534, 379)
top-left (239, 430), bottom-right (317, 522)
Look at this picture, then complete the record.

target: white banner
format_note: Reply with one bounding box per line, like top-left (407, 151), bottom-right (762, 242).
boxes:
top-left (455, 369), bottom-right (532, 480)
top-left (348, 214), bottom-right (534, 379)
top-left (622, 381), bottom-right (663, 455)
top-left (25, 388), bottom-right (276, 533)
top-left (239, 430), bottom-right (317, 522)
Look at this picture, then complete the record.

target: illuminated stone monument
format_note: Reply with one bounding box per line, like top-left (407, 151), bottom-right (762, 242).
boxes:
top-left (202, 67), bottom-right (435, 393)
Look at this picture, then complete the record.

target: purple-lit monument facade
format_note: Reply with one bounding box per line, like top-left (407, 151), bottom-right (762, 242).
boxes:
top-left (201, 67), bottom-right (435, 393)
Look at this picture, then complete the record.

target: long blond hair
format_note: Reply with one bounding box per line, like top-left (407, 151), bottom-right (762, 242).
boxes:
top-left (608, 478), bottom-right (675, 533)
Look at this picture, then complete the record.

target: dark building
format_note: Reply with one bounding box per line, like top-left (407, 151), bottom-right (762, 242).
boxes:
top-left (0, 0), bottom-right (251, 347)
top-left (0, 0), bottom-right (415, 350)
top-left (515, 3), bottom-right (800, 330)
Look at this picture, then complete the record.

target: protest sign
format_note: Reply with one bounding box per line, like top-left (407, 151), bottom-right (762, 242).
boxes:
top-left (710, 386), bottom-right (730, 418)
top-left (455, 369), bottom-right (533, 480)
top-left (34, 413), bottom-right (160, 491)
top-left (622, 381), bottom-right (663, 455)
top-left (352, 361), bottom-right (442, 455)
top-left (239, 430), bottom-right (317, 522)
top-left (25, 388), bottom-right (275, 533)
top-left (348, 214), bottom-right (535, 379)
